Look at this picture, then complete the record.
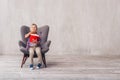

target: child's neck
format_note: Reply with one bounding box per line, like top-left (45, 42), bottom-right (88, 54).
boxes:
top-left (31, 32), bottom-right (37, 34)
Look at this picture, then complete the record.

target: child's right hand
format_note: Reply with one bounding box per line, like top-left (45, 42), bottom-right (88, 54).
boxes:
top-left (28, 32), bottom-right (32, 35)
top-left (25, 32), bottom-right (32, 38)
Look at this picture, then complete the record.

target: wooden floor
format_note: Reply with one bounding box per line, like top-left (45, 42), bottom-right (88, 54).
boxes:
top-left (0, 54), bottom-right (120, 80)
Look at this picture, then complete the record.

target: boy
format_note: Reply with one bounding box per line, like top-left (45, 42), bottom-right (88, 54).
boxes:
top-left (25, 23), bottom-right (42, 70)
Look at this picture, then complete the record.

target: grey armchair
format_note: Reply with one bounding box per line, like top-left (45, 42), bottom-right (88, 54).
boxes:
top-left (18, 25), bottom-right (51, 68)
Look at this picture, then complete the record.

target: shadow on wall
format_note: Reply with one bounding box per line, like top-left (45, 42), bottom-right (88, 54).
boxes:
top-left (0, 33), bottom-right (3, 55)
top-left (0, 43), bottom-right (3, 55)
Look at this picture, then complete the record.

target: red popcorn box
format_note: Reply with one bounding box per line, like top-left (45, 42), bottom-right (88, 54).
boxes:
top-left (29, 34), bottom-right (40, 42)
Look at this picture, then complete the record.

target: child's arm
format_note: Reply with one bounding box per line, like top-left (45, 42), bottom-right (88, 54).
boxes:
top-left (25, 32), bottom-right (32, 38)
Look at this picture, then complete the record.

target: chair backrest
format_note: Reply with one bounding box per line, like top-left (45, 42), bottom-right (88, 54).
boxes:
top-left (37, 25), bottom-right (49, 45)
top-left (20, 25), bottom-right (49, 45)
top-left (20, 25), bottom-right (30, 43)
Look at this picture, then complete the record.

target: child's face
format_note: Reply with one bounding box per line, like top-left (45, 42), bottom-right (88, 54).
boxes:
top-left (30, 25), bottom-right (37, 33)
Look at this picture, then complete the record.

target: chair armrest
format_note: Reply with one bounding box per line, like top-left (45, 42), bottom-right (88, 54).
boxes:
top-left (41, 40), bottom-right (51, 53)
top-left (20, 47), bottom-right (29, 54)
top-left (18, 40), bottom-right (26, 48)
top-left (42, 40), bottom-right (51, 48)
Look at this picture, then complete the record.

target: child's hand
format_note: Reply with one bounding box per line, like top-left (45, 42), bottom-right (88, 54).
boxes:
top-left (25, 32), bottom-right (32, 38)
top-left (32, 39), bottom-right (40, 45)
top-left (32, 39), bottom-right (37, 43)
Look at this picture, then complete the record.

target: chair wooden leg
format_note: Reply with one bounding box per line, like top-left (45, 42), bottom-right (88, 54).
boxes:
top-left (23, 56), bottom-right (28, 64)
top-left (42, 54), bottom-right (47, 68)
top-left (21, 55), bottom-right (28, 68)
top-left (21, 56), bottom-right (25, 68)
top-left (44, 55), bottom-right (47, 68)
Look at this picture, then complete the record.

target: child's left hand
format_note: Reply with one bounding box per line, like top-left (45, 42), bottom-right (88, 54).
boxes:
top-left (32, 39), bottom-right (37, 43)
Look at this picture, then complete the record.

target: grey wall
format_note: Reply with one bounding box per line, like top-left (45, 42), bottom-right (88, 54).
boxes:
top-left (0, 0), bottom-right (120, 55)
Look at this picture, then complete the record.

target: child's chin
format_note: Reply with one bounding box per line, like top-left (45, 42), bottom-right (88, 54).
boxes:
top-left (31, 31), bottom-right (36, 33)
